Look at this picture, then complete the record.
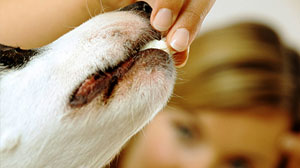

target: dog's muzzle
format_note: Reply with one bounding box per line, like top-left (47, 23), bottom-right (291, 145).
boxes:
top-left (69, 1), bottom-right (172, 108)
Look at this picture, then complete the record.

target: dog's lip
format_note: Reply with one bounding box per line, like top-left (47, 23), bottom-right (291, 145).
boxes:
top-left (69, 41), bottom-right (170, 108)
top-left (69, 53), bottom-right (137, 108)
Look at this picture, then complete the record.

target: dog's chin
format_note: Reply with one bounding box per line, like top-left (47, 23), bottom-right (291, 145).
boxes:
top-left (69, 39), bottom-right (172, 108)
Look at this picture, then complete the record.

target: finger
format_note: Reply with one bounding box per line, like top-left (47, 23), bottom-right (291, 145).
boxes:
top-left (149, 0), bottom-right (185, 32)
top-left (167, 0), bottom-right (215, 53)
top-left (173, 47), bottom-right (190, 68)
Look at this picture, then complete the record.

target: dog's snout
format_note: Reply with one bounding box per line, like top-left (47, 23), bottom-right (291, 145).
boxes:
top-left (120, 1), bottom-right (152, 18)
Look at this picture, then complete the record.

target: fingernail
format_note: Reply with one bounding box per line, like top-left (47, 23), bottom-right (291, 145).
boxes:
top-left (174, 47), bottom-right (190, 68)
top-left (153, 8), bottom-right (173, 31)
top-left (170, 28), bottom-right (189, 52)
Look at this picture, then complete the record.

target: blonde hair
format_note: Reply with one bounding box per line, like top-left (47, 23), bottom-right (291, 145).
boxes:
top-left (170, 22), bottom-right (299, 113)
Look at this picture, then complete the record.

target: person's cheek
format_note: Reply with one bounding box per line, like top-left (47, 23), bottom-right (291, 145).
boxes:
top-left (141, 116), bottom-right (182, 167)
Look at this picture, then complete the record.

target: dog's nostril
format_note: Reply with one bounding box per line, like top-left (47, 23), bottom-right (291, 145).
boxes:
top-left (120, 1), bottom-right (152, 15)
top-left (140, 1), bottom-right (152, 14)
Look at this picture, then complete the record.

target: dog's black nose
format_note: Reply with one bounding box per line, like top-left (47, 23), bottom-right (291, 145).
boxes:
top-left (120, 1), bottom-right (152, 17)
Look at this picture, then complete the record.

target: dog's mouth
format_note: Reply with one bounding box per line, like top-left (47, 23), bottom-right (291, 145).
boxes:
top-left (69, 37), bottom-right (172, 108)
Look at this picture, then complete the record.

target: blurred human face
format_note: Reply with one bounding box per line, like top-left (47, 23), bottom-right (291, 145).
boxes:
top-left (118, 106), bottom-right (291, 168)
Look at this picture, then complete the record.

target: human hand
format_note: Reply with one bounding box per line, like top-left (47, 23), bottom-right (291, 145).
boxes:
top-left (140, 0), bottom-right (215, 67)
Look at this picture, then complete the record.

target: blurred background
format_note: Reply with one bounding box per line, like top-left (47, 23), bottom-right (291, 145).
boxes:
top-left (200, 0), bottom-right (300, 52)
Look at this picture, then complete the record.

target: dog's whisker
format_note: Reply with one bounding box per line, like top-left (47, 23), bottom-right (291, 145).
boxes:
top-left (99, 0), bottom-right (105, 13)
top-left (85, 0), bottom-right (93, 19)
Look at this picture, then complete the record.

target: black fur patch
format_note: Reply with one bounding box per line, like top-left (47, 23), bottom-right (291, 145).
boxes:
top-left (0, 44), bottom-right (37, 70)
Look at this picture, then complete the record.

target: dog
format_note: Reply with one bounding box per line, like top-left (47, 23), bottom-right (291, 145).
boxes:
top-left (0, 2), bottom-right (176, 168)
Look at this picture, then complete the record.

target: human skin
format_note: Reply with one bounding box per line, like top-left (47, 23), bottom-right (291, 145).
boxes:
top-left (118, 106), bottom-right (295, 168)
top-left (0, 0), bottom-right (215, 67)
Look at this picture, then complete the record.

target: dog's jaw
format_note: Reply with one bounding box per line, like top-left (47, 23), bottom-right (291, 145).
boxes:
top-left (0, 5), bottom-right (175, 168)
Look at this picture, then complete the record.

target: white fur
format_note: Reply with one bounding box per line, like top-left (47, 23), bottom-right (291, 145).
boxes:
top-left (0, 11), bottom-right (175, 168)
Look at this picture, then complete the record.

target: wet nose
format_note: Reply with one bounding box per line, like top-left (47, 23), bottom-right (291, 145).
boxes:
top-left (120, 1), bottom-right (152, 18)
